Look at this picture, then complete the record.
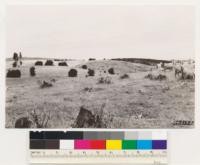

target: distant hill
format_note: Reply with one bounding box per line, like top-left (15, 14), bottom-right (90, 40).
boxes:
top-left (6, 57), bottom-right (76, 61)
top-left (76, 60), bottom-right (153, 74)
top-left (111, 58), bottom-right (171, 66)
top-left (6, 57), bottom-right (49, 61)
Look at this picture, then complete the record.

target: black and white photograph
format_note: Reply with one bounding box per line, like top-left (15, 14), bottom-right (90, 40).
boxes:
top-left (5, 5), bottom-right (195, 128)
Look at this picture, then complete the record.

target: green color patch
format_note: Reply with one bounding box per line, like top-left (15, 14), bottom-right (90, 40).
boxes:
top-left (122, 140), bottom-right (137, 149)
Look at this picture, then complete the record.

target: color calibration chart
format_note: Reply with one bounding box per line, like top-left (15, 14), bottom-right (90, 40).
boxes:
top-left (29, 131), bottom-right (167, 164)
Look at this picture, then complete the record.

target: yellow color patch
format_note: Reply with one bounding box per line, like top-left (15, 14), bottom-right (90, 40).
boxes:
top-left (106, 140), bottom-right (122, 150)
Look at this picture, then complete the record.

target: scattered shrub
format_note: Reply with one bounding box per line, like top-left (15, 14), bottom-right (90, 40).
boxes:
top-left (120, 74), bottom-right (129, 79)
top-left (145, 73), bottom-right (167, 81)
top-left (82, 65), bottom-right (88, 69)
top-left (182, 74), bottom-right (195, 80)
top-left (68, 69), bottom-right (77, 77)
top-left (83, 87), bottom-right (93, 92)
top-left (15, 117), bottom-right (32, 128)
top-left (45, 60), bottom-right (54, 66)
top-left (20, 61), bottom-right (22, 65)
top-left (51, 78), bottom-right (56, 83)
top-left (38, 80), bottom-right (53, 88)
top-left (108, 68), bottom-right (115, 75)
top-left (30, 67), bottom-right (36, 76)
top-left (58, 62), bottom-right (68, 66)
top-left (12, 61), bottom-right (17, 67)
top-left (87, 69), bottom-right (95, 76)
top-left (98, 76), bottom-right (112, 84)
top-left (35, 61), bottom-right (43, 66)
top-left (181, 71), bottom-right (195, 80)
top-left (162, 86), bottom-right (170, 93)
top-left (7, 69), bottom-right (21, 78)
top-left (83, 87), bottom-right (103, 92)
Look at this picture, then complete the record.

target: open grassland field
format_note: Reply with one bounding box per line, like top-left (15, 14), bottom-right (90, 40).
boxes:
top-left (6, 59), bottom-right (194, 128)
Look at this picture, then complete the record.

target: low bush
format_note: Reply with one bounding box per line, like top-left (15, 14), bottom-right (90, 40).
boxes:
top-left (145, 73), bottom-right (167, 81)
top-left (82, 65), bottom-right (88, 69)
top-left (120, 74), bottom-right (129, 79)
top-left (98, 76), bottom-right (112, 84)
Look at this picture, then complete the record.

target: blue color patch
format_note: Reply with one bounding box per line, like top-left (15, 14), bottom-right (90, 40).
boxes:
top-left (137, 140), bottom-right (152, 150)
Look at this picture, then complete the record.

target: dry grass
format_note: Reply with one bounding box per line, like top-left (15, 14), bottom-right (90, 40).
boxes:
top-left (6, 59), bottom-right (194, 128)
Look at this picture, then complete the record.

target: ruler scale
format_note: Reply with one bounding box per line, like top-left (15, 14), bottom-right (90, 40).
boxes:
top-left (29, 131), bottom-right (167, 165)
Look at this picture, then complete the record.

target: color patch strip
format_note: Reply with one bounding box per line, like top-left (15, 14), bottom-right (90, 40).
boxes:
top-left (152, 132), bottom-right (167, 140)
top-left (96, 132), bottom-right (111, 140)
top-left (138, 132), bottom-right (152, 140)
top-left (90, 140), bottom-right (106, 149)
top-left (74, 140), bottom-right (91, 149)
top-left (124, 132), bottom-right (138, 140)
top-left (83, 132), bottom-right (98, 140)
top-left (30, 140), bottom-right (60, 149)
top-left (30, 132), bottom-right (45, 139)
top-left (106, 140), bottom-right (122, 150)
top-left (137, 140), bottom-right (152, 150)
top-left (30, 131), bottom-right (167, 140)
top-left (30, 131), bottom-right (84, 139)
top-left (152, 140), bottom-right (167, 149)
top-left (45, 140), bottom-right (60, 149)
top-left (122, 140), bottom-right (137, 150)
top-left (30, 140), bottom-right (45, 149)
top-left (60, 140), bottom-right (74, 150)
top-left (31, 140), bottom-right (167, 150)
top-left (109, 132), bottom-right (124, 139)
top-left (30, 131), bottom-right (167, 150)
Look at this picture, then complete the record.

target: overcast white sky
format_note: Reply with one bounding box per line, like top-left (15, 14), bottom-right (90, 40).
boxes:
top-left (6, 5), bottom-right (195, 60)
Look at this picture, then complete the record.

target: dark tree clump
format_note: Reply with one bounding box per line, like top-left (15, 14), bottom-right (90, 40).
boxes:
top-left (13, 52), bottom-right (18, 61)
top-left (12, 62), bottom-right (17, 67)
top-left (108, 68), bottom-right (115, 75)
top-left (35, 61), bottom-right (43, 66)
top-left (19, 52), bottom-right (22, 59)
top-left (45, 60), bottom-right (54, 66)
top-left (68, 69), bottom-right (78, 77)
top-left (58, 62), bottom-right (68, 66)
top-left (7, 69), bottom-right (21, 78)
top-left (87, 69), bottom-right (95, 76)
top-left (30, 67), bottom-right (36, 76)
top-left (89, 58), bottom-right (96, 61)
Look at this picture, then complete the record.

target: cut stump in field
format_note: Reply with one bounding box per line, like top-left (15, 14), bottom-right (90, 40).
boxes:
top-left (73, 106), bottom-right (103, 128)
